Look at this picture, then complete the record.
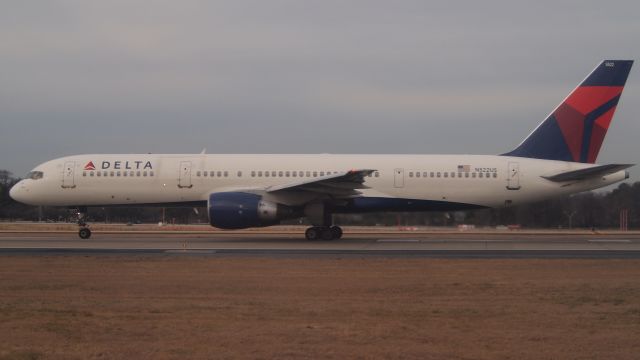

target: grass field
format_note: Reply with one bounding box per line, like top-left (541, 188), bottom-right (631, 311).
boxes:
top-left (1, 256), bottom-right (640, 359)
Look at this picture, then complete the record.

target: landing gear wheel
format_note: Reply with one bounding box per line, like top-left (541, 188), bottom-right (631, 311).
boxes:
top-left (79, 227), bottom-right (92, 239)
top-left (330, 226), bottom-right (343, 239)
top-left (305, 227), bottom-right (320, 241)
top-left (305, 226), bottom-right (342, 241)
top-left (321, 227), bottom-right (334, 241)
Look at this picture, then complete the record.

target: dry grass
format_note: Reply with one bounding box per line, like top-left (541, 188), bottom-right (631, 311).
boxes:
top-left (1, 256), bottom-right (640, 359)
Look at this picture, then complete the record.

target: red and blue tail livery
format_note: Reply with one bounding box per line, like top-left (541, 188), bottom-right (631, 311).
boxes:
top-left (504, 60), bottom-right (633, 163)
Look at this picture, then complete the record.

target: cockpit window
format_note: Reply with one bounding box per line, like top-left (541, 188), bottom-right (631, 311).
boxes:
top-left (27, 171), bottom-right (44, 180)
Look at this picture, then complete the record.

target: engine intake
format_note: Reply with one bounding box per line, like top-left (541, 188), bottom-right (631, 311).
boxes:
top-left (208, 192), bottom-right (295, 229)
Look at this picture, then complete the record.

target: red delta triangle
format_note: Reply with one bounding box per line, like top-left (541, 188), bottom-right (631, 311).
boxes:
top-left (84, 161), bottom-right (96, 170)
top-left (553, 103), bottom-right (584, 162)
top-left (564, 86), bottom-right (623, 115)
top-left (587, 107), bottom-right (616, 163)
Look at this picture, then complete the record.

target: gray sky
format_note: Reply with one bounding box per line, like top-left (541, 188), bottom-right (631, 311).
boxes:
top-left (1, 0), bottom-right (639, 181)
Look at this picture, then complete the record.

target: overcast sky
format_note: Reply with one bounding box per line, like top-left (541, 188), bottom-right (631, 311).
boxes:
top-left (1, 0), bottom-right (639, 181)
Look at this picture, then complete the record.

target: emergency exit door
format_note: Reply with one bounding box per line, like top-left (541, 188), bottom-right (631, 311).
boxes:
top-left (394, 168), bottom-right (404, 188)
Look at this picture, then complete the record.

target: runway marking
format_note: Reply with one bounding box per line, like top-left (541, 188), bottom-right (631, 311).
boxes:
top-left (164, 250), bottom-right (217, 254)
top-left (587, 239), bottom-right (631, 243)
top-left (377, 239), bottom-right (420, 243)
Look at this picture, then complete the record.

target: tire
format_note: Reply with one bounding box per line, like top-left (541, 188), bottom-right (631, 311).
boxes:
top-left (321, 227), bottom-right (334, 241)
top-left (305, 227), bottom-right (320, 241)
top-left (79, 228), bottom-right (91, 239)
top-left (330, 226), bottom-right (343, 239)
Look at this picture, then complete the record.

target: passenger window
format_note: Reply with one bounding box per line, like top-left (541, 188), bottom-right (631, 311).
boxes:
top-left (409, 172), bottom-right (413, 177)
top-left (117, 171), bottom-right (121, 177)
top-left (299, 171), bottom-right (304, 177)
top-left (444, 172), bottom-right (448, 178)
top-left (320, 171), bottom-right (325, 176)
top-left (479, 172), bottom-right (483, 178)
top-left (258, 171), bottom-right (262, 177)
top-left (210, 171), bottom-right (215, 177)
top-left (265, 171), bottom-right (270, 177)
top-left (306, 171), bottom-right (310, 177)
top-left (123, 171), bottom-right (127, 177)
top-left (196, 171), bottom-right (201, 177)
top-left (130, 171), bottom-right (134, 177)
top-left (97, 172), bottom-right (101, 177)
top-left (136, 171), bottom-right (141, 177)
top-left (472, 173), bottom-right (476, 178)
top-left (143, 171), bottom-right (147, 177)
top-left (292, 171), bottom-right (297, 177)
top-left (203, 171), bottom-right (207, 177)
top-left (416, 172), bottom-right (420, 178)
top-left (437, 172), bottom-right (441, 178)
top-left (286, 171), bottom-right (290, 177)
top-left (374, 172), bottom-right (379, 177)
top-left (90, 172), bottom-right (94, 177)
top-left (458, 173), bottom-right (462, 178)
top-left (217, 171), bottom-right (222, 177)
top-left (430, 172), bottom-right (434, 177)
top-left (493, 173), bottom-right (497, 178)
top-left (313, 171), bottom-right (317, 177)
top-left (224, 171), bottom-right (228, 177)
top-left (465, 173), bottom-right (469, 178)
top-left (82, 172), bottom-right (86, 177)
top-left (237, 171), bottom-right (242, 177)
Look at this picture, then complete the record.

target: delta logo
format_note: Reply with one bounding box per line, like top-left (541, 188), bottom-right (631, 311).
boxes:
top-left (84, 160), bottom-right (153, 170)
top-left (84, 161), bottom-right (96, 170)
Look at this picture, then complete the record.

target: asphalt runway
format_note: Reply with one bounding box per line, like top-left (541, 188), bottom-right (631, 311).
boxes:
top-left (2, 232), bottom-right (640, 258)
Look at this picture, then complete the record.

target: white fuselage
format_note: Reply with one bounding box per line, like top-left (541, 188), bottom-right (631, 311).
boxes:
top-left (10, 153), bottom-right (627, 210)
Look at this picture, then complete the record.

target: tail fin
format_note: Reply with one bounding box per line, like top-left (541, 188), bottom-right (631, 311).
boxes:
top-left (503, 60), bottom-right (633, 163)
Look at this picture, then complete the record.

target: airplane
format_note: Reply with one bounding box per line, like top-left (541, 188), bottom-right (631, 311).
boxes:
top-left (9, 59), bottom-right (634, 240)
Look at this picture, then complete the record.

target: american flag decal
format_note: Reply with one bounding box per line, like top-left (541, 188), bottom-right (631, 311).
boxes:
top-left (457, 165), bottom-right (470, 172)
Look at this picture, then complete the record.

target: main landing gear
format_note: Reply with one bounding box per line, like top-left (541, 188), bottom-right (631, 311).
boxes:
top-left (73, 207), bottom-right (91, 239)
top-left (305, 226), bottom-right (343, 241)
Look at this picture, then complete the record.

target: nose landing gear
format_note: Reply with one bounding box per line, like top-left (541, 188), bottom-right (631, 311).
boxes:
top-left (73, 207), bottom-right (91, 239)
top-left (79, 227), bottom-right (91, 239)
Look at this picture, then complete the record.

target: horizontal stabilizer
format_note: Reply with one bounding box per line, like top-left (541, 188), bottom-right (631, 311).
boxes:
top-left (542, 164), bottom-right (633, 182)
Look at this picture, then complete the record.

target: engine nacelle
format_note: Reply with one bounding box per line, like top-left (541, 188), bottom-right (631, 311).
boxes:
top-left (208, 192), bottom-right (295, 229)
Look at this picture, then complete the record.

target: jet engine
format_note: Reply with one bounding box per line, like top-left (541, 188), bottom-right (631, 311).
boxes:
top-left (208, 192), bottom-right (296, 229)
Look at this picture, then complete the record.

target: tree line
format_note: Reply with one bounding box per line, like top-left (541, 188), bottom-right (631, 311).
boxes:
top-left (1, 169), bottom-right (636, 229)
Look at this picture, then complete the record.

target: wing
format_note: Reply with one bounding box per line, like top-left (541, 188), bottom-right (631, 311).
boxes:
top-left (542, 164), bottom-right (633, 182)
top-left (266, 169), bottom-right (376, 197)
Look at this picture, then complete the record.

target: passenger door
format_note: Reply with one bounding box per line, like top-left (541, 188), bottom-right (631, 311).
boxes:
top-left (62, 161), bottom-right (76, 188)
top-left (506, 162), bottom-right (521, 190)
top-left (178, 161), bottom-right (193, 188)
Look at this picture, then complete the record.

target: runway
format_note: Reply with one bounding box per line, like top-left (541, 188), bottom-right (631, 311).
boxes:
top-left (2, 232), bottom-right (640, 258)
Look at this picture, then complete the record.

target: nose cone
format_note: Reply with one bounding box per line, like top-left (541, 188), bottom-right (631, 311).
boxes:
top-left (9, 182), bottom-right (26, 203)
